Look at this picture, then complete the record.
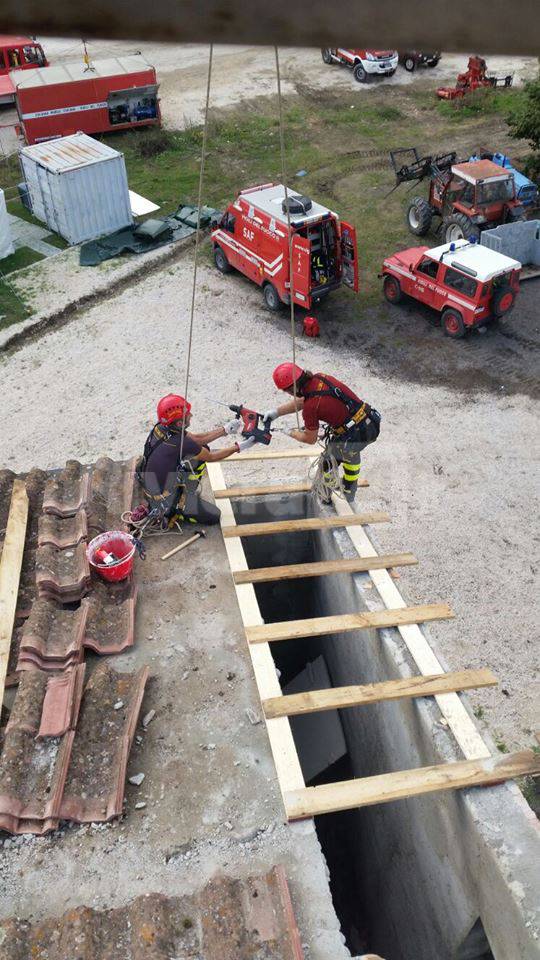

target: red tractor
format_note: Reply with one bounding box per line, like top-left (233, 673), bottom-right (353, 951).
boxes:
top-left (437, 55), bottom-right (513, 100)
top-left (390, 148), bottom-right (526, 244)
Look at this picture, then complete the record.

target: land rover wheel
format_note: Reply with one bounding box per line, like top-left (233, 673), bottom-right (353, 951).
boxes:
top-left (442, 307), bottom-right (465, 339)
top-left (442, 214), bottom-right (480, 243)
top-left (404, 56), bottom-right (416, 72)
top-left (407, 197), bottom-right (433, 236)
top-left (383, 275), bottom-right (403, 304)
top-left (214, 246), bottom-right (231, 273)
top-left (263, 283), bottom-right (281, 311)
top-left (353, 62), bottom-right (368, 82)
top-left (491, 285), bottom-right (516, 317)
top-left (321, 48), bottom-right (334, 64)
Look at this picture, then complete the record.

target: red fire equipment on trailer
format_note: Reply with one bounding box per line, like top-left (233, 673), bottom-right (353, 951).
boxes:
top-left (13, 55), bottom-right (161, 144)
top-left (212, 183), bottom-right (359, 311)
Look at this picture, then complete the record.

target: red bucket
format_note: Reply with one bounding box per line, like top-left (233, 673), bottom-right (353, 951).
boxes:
top-left (87, 531), bottom-right (136, 582)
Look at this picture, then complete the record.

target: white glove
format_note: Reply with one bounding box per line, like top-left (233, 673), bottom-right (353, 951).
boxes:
top-left (223, 418), bottom-right (242, 435)
top-left (236, 436), bottom-right (256, 452)
top-left (262, 409), bottom-right (279, 422)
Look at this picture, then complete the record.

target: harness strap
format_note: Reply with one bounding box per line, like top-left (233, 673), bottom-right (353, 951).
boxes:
top-left (304, 375), bottom-right (370, 436)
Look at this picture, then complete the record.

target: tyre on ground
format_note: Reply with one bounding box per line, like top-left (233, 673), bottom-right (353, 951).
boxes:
top-left (442, 214), bottom-right (480, 243)
top-left (383, 275), bottom-right (403, 304)
top-left (442, 307), bottom-right (466, 338)
top-left (406, 197), bottom-right (433, 236)
top-left (404, 56), bottom-right (416, 72)
top-left (321, 48), bottom-right (334, 64)
top-left (353, 62), bottom-right (368, 82)
top-left (214, 246), bottom-right (231, 273)
top-left (263, 283), bottom-right (281, 311)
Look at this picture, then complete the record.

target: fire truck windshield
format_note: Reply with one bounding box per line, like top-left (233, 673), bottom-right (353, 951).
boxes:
top-left (476, 179), bottom-right (514, 204)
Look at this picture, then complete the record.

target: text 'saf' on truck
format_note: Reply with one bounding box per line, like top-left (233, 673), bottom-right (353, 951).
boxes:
top-left (212, 183), bottom-right (359, 310)
top-left (13, 55), bottom-right (160, 145)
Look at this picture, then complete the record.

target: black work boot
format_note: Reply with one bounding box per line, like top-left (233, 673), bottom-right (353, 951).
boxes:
top-left (343, 481), bottom-right (358, 503)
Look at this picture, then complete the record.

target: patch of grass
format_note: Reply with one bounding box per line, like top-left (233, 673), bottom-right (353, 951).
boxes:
top-left (495, 737), bottom-right (509, 754)
top-left (437, 87), bottom-right (526, 122)
top-left (42, 232), bottom-right (69, 250)
top-left (4, 198), bottom-right (45, 227)
top-left (473, 705), bottom-right (485, 720)
top-left (0, 279), bottom-right (32, 329)
top-left (0, 246), bottom-right (44, 274)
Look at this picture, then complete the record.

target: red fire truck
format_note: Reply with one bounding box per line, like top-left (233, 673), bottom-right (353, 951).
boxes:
top-left (212, 183), bottom-right (359, 310)
top-left (0, 35), bottom-right (47, 104)
top-left (13, 55), bottom-right (161, 144)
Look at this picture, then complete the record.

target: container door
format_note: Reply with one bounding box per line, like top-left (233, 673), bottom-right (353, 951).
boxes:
top-left (340, 220), bottom-right (359, 292)
top-left (291, 233), bottom-right (311, 308)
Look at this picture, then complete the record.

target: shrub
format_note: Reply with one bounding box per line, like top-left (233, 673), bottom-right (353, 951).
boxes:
top-left (135, 127), bottom-right (176, 159)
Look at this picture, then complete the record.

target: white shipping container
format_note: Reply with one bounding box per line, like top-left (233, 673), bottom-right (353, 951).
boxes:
top-left (19, 132), bottom-right (133, 245)
top-left (0, 188), bottom-right (14, 261)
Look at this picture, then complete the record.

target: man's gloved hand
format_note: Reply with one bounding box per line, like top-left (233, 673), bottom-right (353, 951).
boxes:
top-left (223, 418), bottom-right (242, 435)
top-left (262, 409), bottom-right (279, 423)
top-left (236, 436), bottom-right (257, 452)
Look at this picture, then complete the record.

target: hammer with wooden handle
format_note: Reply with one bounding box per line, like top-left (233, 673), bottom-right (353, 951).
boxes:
top-left (161, 529), bottom-right (206, 561)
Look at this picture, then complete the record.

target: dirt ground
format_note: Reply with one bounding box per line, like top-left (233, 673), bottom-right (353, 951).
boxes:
top-left (0, 250), bottom-right (538, 753)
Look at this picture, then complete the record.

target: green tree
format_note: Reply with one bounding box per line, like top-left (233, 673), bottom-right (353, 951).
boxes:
top-left (508, 72), bottom-right (540, 177)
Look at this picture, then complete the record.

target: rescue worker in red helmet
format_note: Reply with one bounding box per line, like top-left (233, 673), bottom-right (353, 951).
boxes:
top-left (137, 394), bottom-right (256, 525)
top-left (264, 363), bottom-right (380, 502)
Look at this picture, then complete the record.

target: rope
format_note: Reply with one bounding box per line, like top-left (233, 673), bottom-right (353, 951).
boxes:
top-left (274, 46), bottom-right (300, 430)
top-left (179, 43), bottom-right (214, 460)
top-left (308, 448), bottom-right (347, 504)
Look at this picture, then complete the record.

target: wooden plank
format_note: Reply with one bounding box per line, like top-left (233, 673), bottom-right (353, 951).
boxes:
top-left (234, 552), bottom-right (418, 585)
top-left (284, 749), bottom-right (540, 819)
top-left (331, 494), bottom-right (491, 760)
top-left (206, 462), bottom-right (305, 805)
top-left (223, 512), bottom-right (390, 539)
top-left (0, 479), bottom-right (29, 710)
top-left (229, 447), bottom-right (323, 462)
top-left (246, 602), bottom-right (454, 645)
top-left (214, 482), bottom-right (312, 499)
top-left (263, 668), bottom-right (498, 719)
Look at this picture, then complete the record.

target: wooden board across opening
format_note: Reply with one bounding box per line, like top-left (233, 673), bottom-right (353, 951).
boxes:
top-left (284, 749), bottom-right (540, 819)
top-left (246, 602), bottom-right (454, 644)
top-left (263, 668), bottom-right (498, 719)
top-left (233, 552), bottom-right (418, 585)
top-left (223, 512), bottom-right (390, 539)
top-left (0, 479), bottom-right (29, 709)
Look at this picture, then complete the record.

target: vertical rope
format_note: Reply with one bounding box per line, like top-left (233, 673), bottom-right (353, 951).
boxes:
top-left (180, 43), bottom-right (214, 459)
top-left (274, 46), bottom-right (300, 429)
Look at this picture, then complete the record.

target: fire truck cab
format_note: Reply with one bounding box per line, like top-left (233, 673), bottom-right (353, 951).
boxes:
top-left (0, 35), bottom-right (47, 104)
top-left (212, 183), bottom-right (359, 311)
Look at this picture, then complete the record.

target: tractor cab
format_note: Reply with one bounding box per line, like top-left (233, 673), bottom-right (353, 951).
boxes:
top-left (447, 161), bottom-right (516, 217)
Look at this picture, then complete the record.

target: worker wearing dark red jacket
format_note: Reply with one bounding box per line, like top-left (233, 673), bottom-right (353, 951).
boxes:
top-left (264, 363), bottom-right (381, 501)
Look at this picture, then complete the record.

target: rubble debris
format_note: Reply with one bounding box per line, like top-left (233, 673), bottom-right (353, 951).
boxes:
top-left (128, 773), bottom-right (145, 786)
top-left (142, 708), bottom-right (155, 728)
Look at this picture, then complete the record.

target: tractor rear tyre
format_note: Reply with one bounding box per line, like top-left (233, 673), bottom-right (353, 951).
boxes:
top-left (263, 283), bottom-right (281, 311)
top-left (321, 48), bottom-right (334, 64)
top-left (404, 56), bottom-right (416, 72)
top-left (353, 63), bottom-right (368, 83)
top-left (442, 307), bottom-right (465, 339)
top-left (214, 246), bottom-right (231, 273)
top-left (383, 275), bottom-right (403, 304)
top-left (442, 214), bottom-right (480, 243)
top-left (407, 197), bottom-right (433, 236)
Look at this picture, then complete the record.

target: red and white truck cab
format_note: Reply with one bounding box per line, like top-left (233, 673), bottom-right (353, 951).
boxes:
top-left (322, 48), bottom-right (399, 82)
top-left (0, 35), bottom-right (47, 104)
top-left (381, 238), bottom-right (521, 338)
top-left (212, 183), bottom-right (359, 311)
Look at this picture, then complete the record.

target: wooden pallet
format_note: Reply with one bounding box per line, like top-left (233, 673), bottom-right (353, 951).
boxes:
top-left (208, 449), bottom-right (538, 820)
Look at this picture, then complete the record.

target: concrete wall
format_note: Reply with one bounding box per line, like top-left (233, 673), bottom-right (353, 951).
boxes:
top-left (311, 521), bottom-right (540, 960)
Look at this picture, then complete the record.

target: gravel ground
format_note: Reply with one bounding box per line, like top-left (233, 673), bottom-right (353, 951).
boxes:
top-left (0, 254), bottom-right (538, 751)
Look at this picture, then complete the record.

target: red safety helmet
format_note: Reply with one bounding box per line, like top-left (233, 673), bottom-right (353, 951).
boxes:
top-left (272, 362), bottom-right (304, 390)
top-left (157, 394), bottom-right (192, 426)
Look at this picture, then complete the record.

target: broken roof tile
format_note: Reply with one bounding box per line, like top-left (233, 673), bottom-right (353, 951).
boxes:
top-left (38, 510), bottom-right (88, 549)
top-left (17, 598), bottom-right (88, 671)
top-left (84, 577), bottom-right (137, 655)
top-left (43, 461), bottom-right (91, 518)
top-left (59, 662), bottom-right (148, 823)
top-left (88, 457), bottom-right (137, 534)
top-left (0, 867), bottom-right (304, 959)
top-left (36, 543), bottom-right (90, 604)
top-left (38, 666), bottom-right (86, 738)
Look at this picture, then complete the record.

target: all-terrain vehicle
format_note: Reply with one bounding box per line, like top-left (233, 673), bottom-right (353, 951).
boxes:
top-left (399, 51), bottom-right (440, 72)
top-left (321, 47), bottom-right (398, 83)
top-left (381, 238), bottom-right (521, 338)
top-left (390, 148), bottom-right (526, 244)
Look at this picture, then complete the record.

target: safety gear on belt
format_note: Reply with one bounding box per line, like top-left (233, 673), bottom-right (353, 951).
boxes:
top-left (273, 362), bottom-right (304, 390)
top-left (304, 374), bottom-right (380, 442)
top-left (262, 408), bottom-right (279, 422)
top-left (236, 436), bottom-right (257, 452)
top-left (223, 418), bottom-right (242, 435)
top-left (157, 394), bottom-right (192, 426)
